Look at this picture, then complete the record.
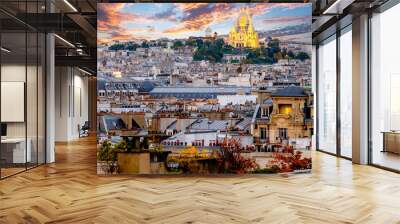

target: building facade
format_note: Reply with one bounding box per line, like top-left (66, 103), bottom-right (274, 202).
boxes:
top-left (252, 86), bottom-right (313, 150)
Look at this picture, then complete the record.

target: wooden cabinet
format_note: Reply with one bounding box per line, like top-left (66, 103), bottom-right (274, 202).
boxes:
top-left (382, 132), bottom-right (400, 154)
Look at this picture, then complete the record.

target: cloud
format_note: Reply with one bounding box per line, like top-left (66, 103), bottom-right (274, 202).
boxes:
top-left (263, 16), bottom-right (312, 24)
top-left (147, 26), bottom-right (155, 32)
top-left (98, 4), bottom-right (133, 31)
top-left (98, 3), bottom-right (310, 41)
top-left (98, 3), bottom-right (142, 42)
top-left (150, 7), bottom-right (178, 22)
top-left (175, 3), bottom-right (210, 12)
top-left (98, 3), bottom-right (169, 42)
top-left (162, 3), bottom-right (281, 35)
top-left (163, 3), bottom-right (238, 34)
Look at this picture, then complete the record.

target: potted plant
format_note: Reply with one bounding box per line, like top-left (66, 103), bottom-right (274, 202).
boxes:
top-left (267, 147), bottom-right (312, 173)
top-left (116, 136), bottom-right (151, 174)
top-left (166, 157), bottom-right (180, 172)
top-left (97, 140), bottom-right (118, 175)
top-left (149, 144), bottom-right (170, 163)
top-left (216, 138), bottom-right (258, 174)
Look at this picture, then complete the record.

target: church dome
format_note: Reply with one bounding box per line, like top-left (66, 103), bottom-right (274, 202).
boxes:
top-left (228, 7), bottom-right (259, 48)
top-left (236, 8), bottom-right (251, 29)
top-left (238, 13), bottom-right (248, 28)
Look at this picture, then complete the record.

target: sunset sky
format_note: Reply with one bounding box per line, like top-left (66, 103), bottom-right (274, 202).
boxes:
top-left (98, 3), bottom-right (311, 43)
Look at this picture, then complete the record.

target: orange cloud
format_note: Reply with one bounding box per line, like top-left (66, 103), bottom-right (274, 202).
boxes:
top-left (98, 4), bottom-right (133, 31)
top-left (99, 3), bottom-right (309, 41)
top-left (164, 3), bottom-right (236, 34)
top-left (98, 3), bottom-right (140, 42)
top-left (175, 3), bottom-right (209, 12)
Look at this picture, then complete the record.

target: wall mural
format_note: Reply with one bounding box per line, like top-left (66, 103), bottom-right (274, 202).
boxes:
top-left (97, 3), bottom-right (313, 175)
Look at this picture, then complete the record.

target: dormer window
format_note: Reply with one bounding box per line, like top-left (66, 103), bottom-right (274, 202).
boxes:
top-left (261, 107), bottom-right (269, 117)
top-left (279, 104), bottom-right (292, 115)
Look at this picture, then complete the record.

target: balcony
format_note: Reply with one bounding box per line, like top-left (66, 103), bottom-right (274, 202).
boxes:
top-left (272, 114), bottom-right (291, 119)
top-left (256, 118), bottom-right (270, 125)
top-left (254, 137), bottom-right (269, 145)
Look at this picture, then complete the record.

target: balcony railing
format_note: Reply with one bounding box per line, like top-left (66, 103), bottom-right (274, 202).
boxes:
top-left (254, 137), bottom-right (269, 144)
top-left (256, 118), bottom-right (269, 125)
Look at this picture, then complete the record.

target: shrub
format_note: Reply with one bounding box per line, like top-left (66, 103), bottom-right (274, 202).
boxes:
top-left (217, 138), bottom-right (258, 174)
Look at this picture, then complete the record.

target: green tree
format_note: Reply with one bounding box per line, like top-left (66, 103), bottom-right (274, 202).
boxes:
top-left (287, 50), bottom-right (295, 59)
top-left (141, 41), bottom-right (149, 48)
top-left (173, 40), bottom-right (183, 49)
top-left (126, 43), bottom-right (140, 51)
top-left (215, 38), bottom-right (224, 49)
top-left (109, 44), bottom-right (125, 51)
top-left (196, 39), bottom-right (204, 48)
top-left (295, 52), bottom-right (310, 61)
top-left (193, 38), bottom-right (224, 63)
top-left (267, 38), bottom-right (281, 53)
top-left (186, 39), bottom-right (197, 46)
top-left (222, 45), bottom-right (234, 54)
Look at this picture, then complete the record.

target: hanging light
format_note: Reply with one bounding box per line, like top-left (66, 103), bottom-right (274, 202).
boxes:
top-left (54, 34), bottom-right (75, 48)
top-left (1, 47), bottom-right (11, 53)
top-left (63, 0), bottom-right (78, 12)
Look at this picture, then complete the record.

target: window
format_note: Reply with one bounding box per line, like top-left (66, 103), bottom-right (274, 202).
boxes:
top-left (317, 36), bottom-right (337, 154)
top-left (261, 108), bottom-right (268, 117)
top-left (278, 128), bottom-right (288, 140)
top-left (278, 104), bottom-right (292, 115)
top-left (260, 127), bottom-right (267, 140)
top-left (370, 4), bottom-right (400, 171)
top-left (340, 27), bottom-right (352, 158)
top-left (0, 2), bottom-right (46, 179)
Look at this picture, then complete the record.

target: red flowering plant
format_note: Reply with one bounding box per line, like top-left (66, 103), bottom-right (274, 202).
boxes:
top-left (216, 138), bottom-right (258, 174)
top-left (268, 146), bottom-right (312, 173)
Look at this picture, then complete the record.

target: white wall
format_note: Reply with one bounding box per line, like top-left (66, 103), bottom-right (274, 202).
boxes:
top-left (1, 65), bottom-right (41, 136)
top-left (1, 63), bottom-right (46, 163)
top-left (1, 65), bottom-right (26, 139)
top-left (55, 67), bottom-right (89, 141)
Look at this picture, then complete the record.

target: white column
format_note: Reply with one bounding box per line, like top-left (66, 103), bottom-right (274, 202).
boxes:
top-left (46, 33), bottom-right (55, 163)
top-left (54, 67), bottom-right (72, 141)
top-left (312, 45), bottom-right (317, 150)
top-left (352, 14), bottom-right (369, 164)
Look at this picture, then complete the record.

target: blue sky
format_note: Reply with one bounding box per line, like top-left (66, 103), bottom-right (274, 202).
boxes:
top-left (98, 3), bottom-right (311, 43)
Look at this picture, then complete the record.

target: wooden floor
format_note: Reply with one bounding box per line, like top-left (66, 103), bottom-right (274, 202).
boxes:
top-left (1, 137), bottom-right (400, 224)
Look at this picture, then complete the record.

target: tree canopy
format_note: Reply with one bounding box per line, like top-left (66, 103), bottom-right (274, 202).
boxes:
top-left (192, 37), bottom-right (311, 65)
top-left (107, 38), bottom-right (311, 64)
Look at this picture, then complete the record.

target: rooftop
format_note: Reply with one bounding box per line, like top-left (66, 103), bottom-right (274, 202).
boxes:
top-left (271, 86), bottom-right (308, 97)
top-left (150, 86), bottom-right (252, 94)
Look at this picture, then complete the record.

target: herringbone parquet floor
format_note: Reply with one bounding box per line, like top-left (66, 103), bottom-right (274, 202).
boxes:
top-left (1, 137), bottom-right (400, 224)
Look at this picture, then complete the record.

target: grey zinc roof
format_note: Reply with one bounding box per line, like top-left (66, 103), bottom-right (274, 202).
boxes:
top-left (97, 80), bottom-right (106, 91)
top-left (263, 99), bottom-right (273, 105)
top-left (166, 120), bottom-right (177, 130)
top-left (235, 117), bottom-right (252, 131)
top-left (197, 105), bottom-right (220, 111)
top-left (150, 86), bottom-right (251, 94)
top-left (271, 86), bottom-right (308, 97)
top-left (252, 104), bottom-right (260, 123)
top-left (189, 119), bottom-right (228, 131)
